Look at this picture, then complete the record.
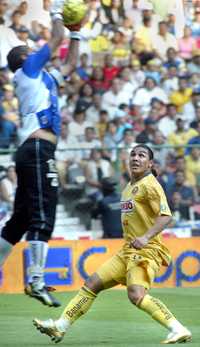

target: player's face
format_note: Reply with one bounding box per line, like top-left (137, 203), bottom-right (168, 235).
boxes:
top-left (129, 147), bottom-right (153, 179)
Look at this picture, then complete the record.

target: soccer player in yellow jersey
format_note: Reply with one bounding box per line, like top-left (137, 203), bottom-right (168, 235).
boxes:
top-left (33, 145), bottom-right (192, 344)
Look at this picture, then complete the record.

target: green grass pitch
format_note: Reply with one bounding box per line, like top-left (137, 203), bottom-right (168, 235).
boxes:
top-left (0, 288), bottom-right (199, 347)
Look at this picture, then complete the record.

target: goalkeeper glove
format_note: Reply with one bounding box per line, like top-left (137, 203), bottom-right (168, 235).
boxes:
top-left (50, 0), bottom-right (65, 21)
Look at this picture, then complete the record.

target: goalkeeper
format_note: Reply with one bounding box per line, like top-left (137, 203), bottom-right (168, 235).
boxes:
top-left (33, 144), bottom-right (192, 344)
top-left (0, 0), bottom-right (82, 307)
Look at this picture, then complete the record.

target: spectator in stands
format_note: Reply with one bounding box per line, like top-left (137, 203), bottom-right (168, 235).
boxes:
top-left (89, 66), bottom-right (109, 94)
top-left (119, 66), bottom-right (138, 97)
top-left (185, 120), bottom-right (200, 155)
top-left (135, 15), bottom-right (154, 54)
top-left (102, 0), bottom-right (125, 31)
top-left (129, 58), bottom-right (145, 86)
top-left (190, 72), bottom-right (199, 91)
top-left (151, 130), bottom-right (169, 169)
top-left (118, 128), bottom-right (137, 178)
top-left (103, 120), bottom-right (119, 161)
top-left (65, 70), bottom-right (83, 95)
top-left (178, 25), bottom-right (197, 61)
top-left (84, 148), bottom-right (113, 202)
top-left (76, 82), bottom-right (94, 113)
top-left (190, 8), bottom-right (200, 39)
top-left (55, 122), bottom-right (81, 189)
top-left (125, 0), bottom-right (142, 30)
top-left (172, 155), bottom-right (194, 184)
top-left (145, 58), bottom-right (162, 84)
top-left (168, 118), bottom-right (196, 156)
top-left (114, 107), bottom-right (133, 143)
top-left (169, 76), bottom-right (193, 113)
top-left (158, 103), bottom-right (177, 138)
top-left (0, 16), bottom-right (23, 68)
top-left (110, 29), bottom-right (130, 65)
top-left (1, 83), bottom-right (19, 127)
top-left (91, 176), bottom-right (123, 238)
top-left (118, 128), bottom-right (137, 150)
top-left (102, 77), bottom-right (130, 119)
top-left (167, 170), bottom-right (195, 220)
top-left (0, 164), bottom-right (17, 211)
top-left (183, 90), bottom-right (200, 126)
top-left (185, 147), bottom-right (200, 187)
top-left (9, 9), bottom-right (23, 33)
top-left (57, 83), bottom-right (67, 110)
top-left (133, 77), bottom-right (168, 116)
top-left (0, 0), bottom-right (8, 23)
top-left (152, 21), bottom-right (178, 60)
top-left (170, 191), bottom-right (191, 221)
top-left (136, 117), bottom-right (157, 144)
top-left (187, 49), bottom-right (200, 74)
top-left (68, 107), bottom-right (92, 142)
top-left (162, 65), bottom-right (179, 96)
top-left (163, 47), bottom-right (184, 69)
top-left (191, 105), bottom-right (200, 128)
top-left (85, 93), bottom-right (103, 125)
top-left (95, 109), bottom-right (109, 141)
top-left (38, 0), bottom-right (51, 29)
top-left (0, 103), bottom-right (17, 149)
top-left (16, 1), bottom-right (30, 29)
top-left (118, 16), bottom-right (134, 43)
top-left (79, 126), bottom-right (101, 161)
top-left (103, 53), bottom-right (120, 85)
top-left (16, 25), bottom-right (36, 49)
top-left (76, 53), bottom-right (90, 81)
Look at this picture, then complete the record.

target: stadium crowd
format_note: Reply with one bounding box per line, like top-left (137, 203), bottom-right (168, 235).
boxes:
top-left (0, 0), bottom-right (200, 226)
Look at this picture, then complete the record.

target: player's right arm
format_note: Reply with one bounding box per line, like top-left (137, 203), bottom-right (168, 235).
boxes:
top-left (23, 1), bottom-right (65, 78)
top-left (61, 8), bottom-right (89, 76)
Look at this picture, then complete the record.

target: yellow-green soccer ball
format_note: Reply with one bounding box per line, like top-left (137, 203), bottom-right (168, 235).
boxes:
top-left (62, 0), bottom-right (87, 26)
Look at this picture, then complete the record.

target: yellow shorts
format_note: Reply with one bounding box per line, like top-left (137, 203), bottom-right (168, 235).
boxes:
top-left (96, 247), bottom-right (162, 290)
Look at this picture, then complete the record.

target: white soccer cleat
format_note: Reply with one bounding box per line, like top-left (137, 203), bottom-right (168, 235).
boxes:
top-left (33, 318), bottom-right (65, 343)
top-left (161, 327), bottom-right (192, 344)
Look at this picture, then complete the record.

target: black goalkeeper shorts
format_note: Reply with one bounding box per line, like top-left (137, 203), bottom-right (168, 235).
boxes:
top-left (1, 138), bottom-right (58, 245)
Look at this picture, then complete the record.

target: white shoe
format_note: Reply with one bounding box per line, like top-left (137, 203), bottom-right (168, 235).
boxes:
top-left (33, 318), bottom-right (65, 343)
top-left (161, 327), bottom-right (192, 344)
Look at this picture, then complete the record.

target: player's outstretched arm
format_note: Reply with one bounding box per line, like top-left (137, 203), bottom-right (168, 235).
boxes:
top-left (48, 0), bottom-right (65, 54)
top-left (61, 6), bottom-right (89, 77)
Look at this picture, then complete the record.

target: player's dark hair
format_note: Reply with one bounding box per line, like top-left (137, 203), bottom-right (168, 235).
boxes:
top-left (7, 45), bottom-right (28, 72)
top-left (133, 144), bottom-right (158, 177)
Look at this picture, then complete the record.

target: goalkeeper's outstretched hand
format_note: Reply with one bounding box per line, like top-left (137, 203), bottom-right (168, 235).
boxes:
top-left (50, 0), bottom-right (65, 17)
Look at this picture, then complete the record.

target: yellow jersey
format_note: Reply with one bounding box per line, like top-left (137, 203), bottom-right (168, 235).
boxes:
top-left (121, 173), bottom-right (172, 265)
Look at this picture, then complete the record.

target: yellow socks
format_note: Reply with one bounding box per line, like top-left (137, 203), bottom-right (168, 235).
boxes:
top-left (138, 294), bottom-right (176, 330)
top-left (61, 286), bottom-right (97, 324)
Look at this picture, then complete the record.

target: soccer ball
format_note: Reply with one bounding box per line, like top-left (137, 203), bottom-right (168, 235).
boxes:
top-left (62, 0), bottom-right (88, 26)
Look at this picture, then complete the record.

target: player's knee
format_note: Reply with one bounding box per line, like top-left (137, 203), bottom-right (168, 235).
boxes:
top-left (127, 285), bottom-right (145, 305)
top-left (84, 273), bottom-right (104, 294)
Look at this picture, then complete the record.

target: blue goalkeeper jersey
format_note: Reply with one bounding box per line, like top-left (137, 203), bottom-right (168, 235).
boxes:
top-left (13, 43), bottom-right (61, 144)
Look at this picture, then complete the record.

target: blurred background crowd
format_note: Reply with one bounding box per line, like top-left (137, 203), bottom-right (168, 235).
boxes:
top-left (0, 0), bottom-right (200, 237)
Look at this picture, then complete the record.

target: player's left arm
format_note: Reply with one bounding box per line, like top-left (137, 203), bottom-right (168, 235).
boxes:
top-left (61, 10), bottom-right (89, 77)
top-left (61, 34), bottom-right (80, 77)
top-left (130, 184), bottom-right (172, 249)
